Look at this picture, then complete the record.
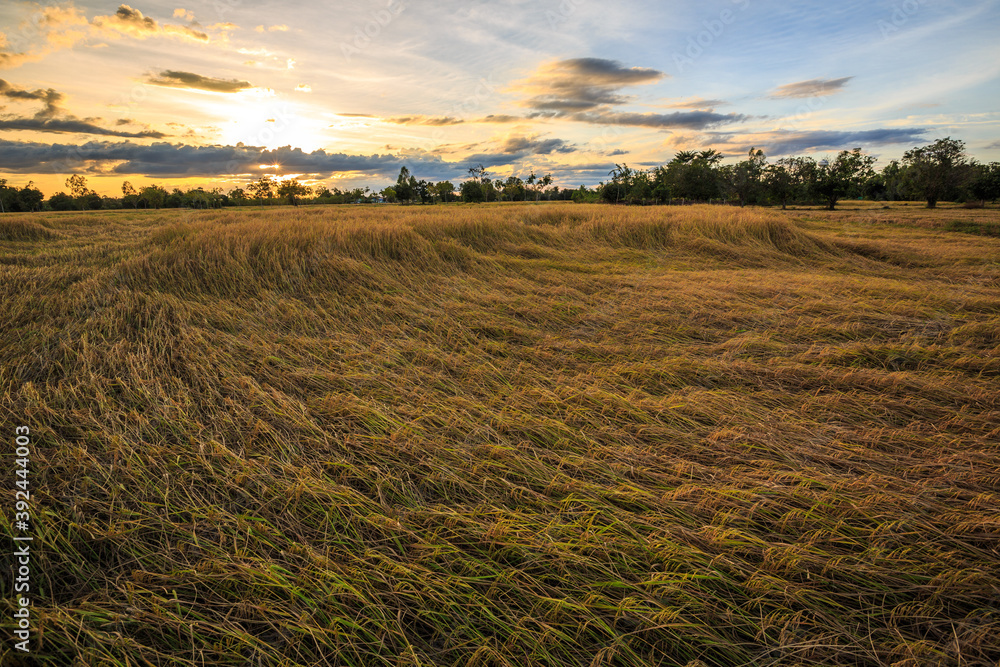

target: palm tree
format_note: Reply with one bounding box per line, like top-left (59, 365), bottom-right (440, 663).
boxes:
top-left (698, 149), bottom-right (723, 165)
top-left (673, 151), bottom-right (697, 165)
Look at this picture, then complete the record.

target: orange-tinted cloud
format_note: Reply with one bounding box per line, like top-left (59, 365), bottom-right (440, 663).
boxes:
top-left (0, 79), bottom-right (64, 117)
top-left (0, 3), bottom-right (227, 70)
top-left (93, 5), bottom-right (210, 42)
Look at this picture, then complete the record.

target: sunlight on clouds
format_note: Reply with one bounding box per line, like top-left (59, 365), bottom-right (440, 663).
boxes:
top-left (325, 113), bottom-right (378, 128)
top-left (211, 92), bottom-right (332, 152)
top-left (2, 0), bottom-right (997, 191)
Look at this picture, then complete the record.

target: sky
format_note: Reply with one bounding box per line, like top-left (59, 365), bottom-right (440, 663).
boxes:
top-left (1, 0), bottom-right (998, 196)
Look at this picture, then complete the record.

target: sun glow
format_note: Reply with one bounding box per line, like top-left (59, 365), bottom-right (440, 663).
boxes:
top-left (193, 91), bottom-right (330, 152)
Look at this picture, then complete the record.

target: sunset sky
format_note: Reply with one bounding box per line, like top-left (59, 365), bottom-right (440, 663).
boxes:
top-left (1, 0), bottom-right (998, 196)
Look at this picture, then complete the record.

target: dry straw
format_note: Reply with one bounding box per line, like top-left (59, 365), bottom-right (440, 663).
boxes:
top-left (1, 202), bottom-right (998, 666)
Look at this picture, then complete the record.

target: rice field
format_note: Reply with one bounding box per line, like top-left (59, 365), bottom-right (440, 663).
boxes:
top-left (1, 202), bottom-right (998, 666)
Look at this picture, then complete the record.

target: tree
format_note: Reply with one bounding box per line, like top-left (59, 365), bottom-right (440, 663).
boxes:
top-left (415, 179), bottom-right (431, 204)
top-left (66, 174), bottom-right (92, 210)
top-left (725, 147), bottom-right (766, 207)
top-left (394, 166), bottom-right (415, 202)
top-left (468, 164), bottom-right (490, 185)
top-left (879, 160), bottom-right (909, 201)
top-left (814, 148), bottom-right (876, 210)
top-left (664, 152), bottom-right (721, 201)
top-left (968, 162), bottom-right (1000, 206)
top-left (603, 164), bottom-right (634, 203)
top-left (539, 174), bottom-right (553, 201)
top-left (82, 192), bottom-right (103, 210)
top-left (902, 137), bottom-right (968, 208)
top-left (277, 179), bottom-right (311, 206)
top-left (463, 165), bottom-right (494, 203)
top-left (186, 188), bottom-right (211, 209)
top-left (764, 162), bottom-right (794, 209)
top-left (460, 179), bottom-right (486, 203)
top-left (210, 187), bottom-right (227, 208)
top-left (433, 181), bottom-right (456, 203)
top-left (139, 185), bottom-right (167, 210)
top-left (571, 185), bottom-right (598, 203)
top-left (248, 176), bottom-right (276, 206)
top-left (228, 187), bottom-right (249, 205)
top-left (501, 176), bottom-right (525, 202)
top-left (121, 181), bottom-right (140, 209)
top-left (525, 171), bottom-right (537, 201)
top-left (673, 150), bottom-right (697, 165)
top-left (0, 178), bottom-right (12, 213)
top-left (627, 170), bottom-right (652, 203)
top-left (698, 149), bottom-right (724, 165)
top-left (482, 177), bottom-right (497, 202)
top-left (649, 166), bottom-right (672, 203)
top-left (48, 192), bottom-right (76, 211)
top-left (15, 182), bottom-right (44, 212)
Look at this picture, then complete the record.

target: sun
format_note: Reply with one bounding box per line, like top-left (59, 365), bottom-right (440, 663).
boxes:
top-left (193, 90), bottom-right (328, 152)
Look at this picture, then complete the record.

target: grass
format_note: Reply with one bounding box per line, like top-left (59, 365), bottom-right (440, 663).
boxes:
top-left (1, 202), bottom-right (998, 666)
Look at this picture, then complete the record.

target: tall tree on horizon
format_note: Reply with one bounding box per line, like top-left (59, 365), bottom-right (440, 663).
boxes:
top-left (902, 137), bottom-right (969, 208)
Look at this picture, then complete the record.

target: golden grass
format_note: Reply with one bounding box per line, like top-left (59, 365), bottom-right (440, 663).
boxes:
top-left (1, 203), bottom-right (999, 666)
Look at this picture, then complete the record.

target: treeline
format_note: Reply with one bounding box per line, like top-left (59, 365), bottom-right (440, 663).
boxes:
top-left (599, 138), bottom-right (1000, 209)
top-left (2, 137), bottom-right (997, 213)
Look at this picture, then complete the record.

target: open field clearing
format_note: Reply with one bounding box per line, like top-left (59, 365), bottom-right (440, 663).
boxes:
top-left (1, 203), bottom-right (999, 666)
